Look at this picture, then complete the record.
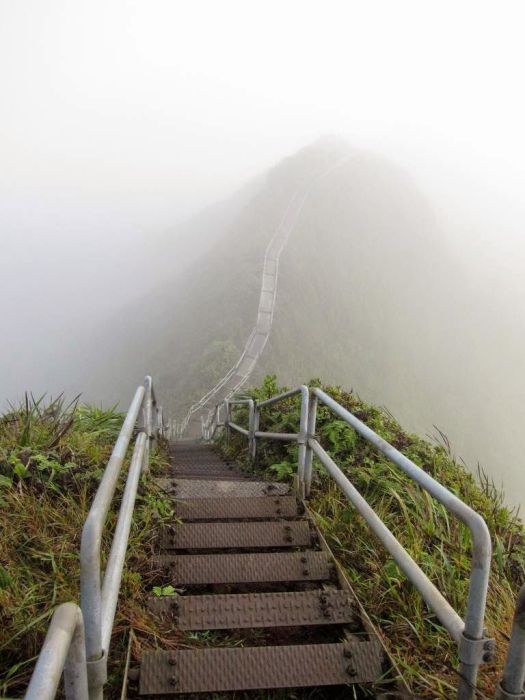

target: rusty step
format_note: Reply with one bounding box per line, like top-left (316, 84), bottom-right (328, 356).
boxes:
top-left (154, 478), bottom-right (288, 499)
top-left (139, 642), bottom-right (384, 694)
top-left (147, 589), bottom-right (356, 630)
top-left (156, 551), bottom-right (333, 585)
top-left (175, 495), bottom-right (299, 520)
top-left (160, 520), bottom-right (313, 550)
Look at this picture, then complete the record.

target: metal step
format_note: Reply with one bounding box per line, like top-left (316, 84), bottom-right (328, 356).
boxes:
top-left (147, 589), bottom-right (356, 630)
top-left (160, 520), bottom-right (313, 550)
top-left (156, 551), bottom-right (333, 585)
top-left (154, 478), bottom-right (288, 499)
top-left (171, 464), bottom-right (244, 479)
top-left (175, 495), bottom-right (299, 520)
top-left (139, 642), bottom-right (384, 694)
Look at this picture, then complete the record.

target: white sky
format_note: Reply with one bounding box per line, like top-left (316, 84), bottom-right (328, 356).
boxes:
top-left (1, 0), bottom-right (525, 399)
top-left (1, 0), bottom-right (524, 226)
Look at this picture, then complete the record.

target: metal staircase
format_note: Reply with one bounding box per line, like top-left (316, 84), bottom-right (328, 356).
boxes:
top-left (137, 441), bottom-right (389, 697)
top-left (22, 377), bottom-right (525, 700)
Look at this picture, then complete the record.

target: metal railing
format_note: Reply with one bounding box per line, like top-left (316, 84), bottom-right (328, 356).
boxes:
top-left (25, 376), bottom-right (164, 700)
top-left (213, 384), bottom-right (495, 700)
top-left (495, 584), bottom-right (525, 699)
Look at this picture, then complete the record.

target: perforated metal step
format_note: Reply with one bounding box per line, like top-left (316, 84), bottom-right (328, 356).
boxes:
top-left (147, 589), bottom-right (356, 630)
top-left (139, 642), bottom-right (384, 694)
top-left (176, 495), bottom-right (299, 520)
top-left (156, 551), bottom-right (333, 585)
top-left (154, 478), bottom-right (288, 499)
top-left (160, 520), bottom-right (313, 550)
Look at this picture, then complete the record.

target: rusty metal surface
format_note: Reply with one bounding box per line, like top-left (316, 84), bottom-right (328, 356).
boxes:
top-left (175, 495), bottom-right (299, 520)
top-left (147, 589), bottom-right (356, 630)
top-left (139, 642), bottom-right (384, 694)
top-left (156, 551), bottom-right (332, 585)
top-left (153, 478), bottom-right (289, 499)
top-left (160, 520), bottom-right (313, 550)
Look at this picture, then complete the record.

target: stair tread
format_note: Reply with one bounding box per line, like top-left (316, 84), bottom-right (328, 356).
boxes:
top-left (160, 520), bottom-right (313, 550)
top-left (154, 477), bottom-right (288, 499)
top-left (147, 589), bottom-right (356, 630)
top-left (175, 495), bottom-right (299, 520)
top-left (156, 551), bottom-right (333, 585)
top-left (139, 642), bottom-right (384, 694)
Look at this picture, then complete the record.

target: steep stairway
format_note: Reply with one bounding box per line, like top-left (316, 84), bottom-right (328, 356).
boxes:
top-left (135, 442), bottom-right (394, 697)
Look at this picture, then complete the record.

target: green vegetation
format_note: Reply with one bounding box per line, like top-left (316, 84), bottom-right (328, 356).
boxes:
top-left (219, 376), bottom-right (525, 698)
top-left (0, 394), bottom-right (172, 698)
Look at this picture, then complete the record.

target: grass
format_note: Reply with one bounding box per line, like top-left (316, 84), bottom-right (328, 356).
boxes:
top-left (0, 393), bottom-right (173, 698)
top-left (218, 375), bottom-right (525, 699)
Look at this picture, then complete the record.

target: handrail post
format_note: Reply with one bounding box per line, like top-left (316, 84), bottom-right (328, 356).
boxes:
top-left (494, 584), bottom-right (525, 699)
top-left (224, 400), bottom-right (231, 446)
top-left (249, 400), bottom-right (258, 460)
top-left (296, 386), bottom-right (309, 497)
top-left (303, 391), bottom-right (317, 498)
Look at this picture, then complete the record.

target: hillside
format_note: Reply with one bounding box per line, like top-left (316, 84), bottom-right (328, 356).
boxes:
top-left (66, 137), bottom-right (523, 509)
top-left (79, 138), bottom-right (455, 416)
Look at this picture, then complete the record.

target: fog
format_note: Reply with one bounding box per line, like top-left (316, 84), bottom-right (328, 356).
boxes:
top-left (2, 1), bottom-right (525, 505)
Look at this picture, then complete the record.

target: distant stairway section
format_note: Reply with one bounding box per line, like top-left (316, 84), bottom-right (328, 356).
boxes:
top-left (175, 193), bottom-right (306, 438)
top-left (175, 155), bottom-right (353, 439)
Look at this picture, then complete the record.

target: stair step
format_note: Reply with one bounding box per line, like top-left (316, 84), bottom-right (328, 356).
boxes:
top-left (160, 520), bottom-right (313, 550)
top-left (156, 551), bottom-right (333, 585)
top-left (139, 642), bottom-right (384, 694)
top-left (147, 589), bottom-right (356, 630)
top-left (172, 466), bottom-right (238, 475)
top-left (154, 478), bottom-right (288, 499)
top-left (176, 495), bottom-right (299, 520)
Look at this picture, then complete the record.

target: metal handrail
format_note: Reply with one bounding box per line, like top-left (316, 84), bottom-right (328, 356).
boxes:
top-left (214, 383), bottom-right (495, 700)
top-left (495, 584), bottom-right (525, 699)
top-left (25, 376), bottom-right (164, 700)
top-left (225, 386), bottom-right (309, 485)
top-left (25, 603), bottom-right (88, 700)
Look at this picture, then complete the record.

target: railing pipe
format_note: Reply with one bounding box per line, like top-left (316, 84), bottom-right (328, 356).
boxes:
top-left (80, 385), bottom-right (145, 699)
top-left (229, 422), bottom-right (249, 436)
top-left (25, 603), bottom-right (89, 700)
top-left (224, 400), bottom-right (231, 446)
top-left (304, 392), bottom-right (318, 497)
top-left (100, 432), bottom-right (146, 650)
top-left (296, 386), bottom-right (309, 492)
top-left (312, 387), bottom-right (492, 699)
top-left (249, 402), bottom-right (258, 460)
top-left (256, 385), bottom-right (309, 491)
top-left (254, 431), bottom-right (298, 441)
top-left (309, 438), bottom-right (465, 640)
top-left (257, 386), bottom-right (307, 408)
top-left (495, 584), bottom-right (525, 699)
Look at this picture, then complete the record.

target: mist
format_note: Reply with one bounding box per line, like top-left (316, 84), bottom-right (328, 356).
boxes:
top-left (2, 1), bottom-right (525, 507)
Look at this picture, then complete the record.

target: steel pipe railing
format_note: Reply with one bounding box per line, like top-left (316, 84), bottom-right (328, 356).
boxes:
top-left (209, 383), bottom-right (495, 699)
top-left (224, 386), bottom-right (309, 493)
top-left (25, 603), bottom-right (88, 700)
top-left (310, 387), bottom-right (493, 700)
top-left (100, 433), bottom-right (146, 651)
top-left (495, 584), bottom-right (525, 699)
top-left (26, 376), bottom-right (164, 700)
top-left (309, 438), bottom-right (465, 639)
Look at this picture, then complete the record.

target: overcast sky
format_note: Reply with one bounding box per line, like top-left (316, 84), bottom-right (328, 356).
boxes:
top-left (2, 1), bottom-right (524, 223)
top-left (1, 0), bottom-right (525, 402)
